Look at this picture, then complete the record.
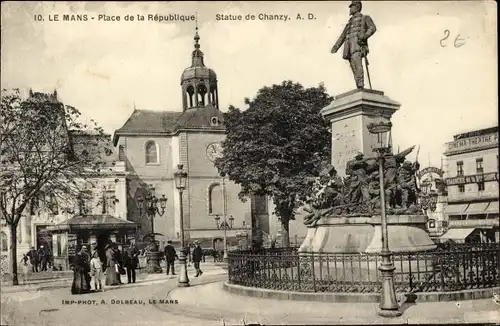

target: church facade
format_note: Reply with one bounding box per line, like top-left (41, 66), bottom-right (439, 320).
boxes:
top-left (113, 28), bottom-right (261, 250)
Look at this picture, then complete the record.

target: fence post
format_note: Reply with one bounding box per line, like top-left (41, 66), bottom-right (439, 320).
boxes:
top-left (408, 253), bottom-right (413, 292)
top-left (297, 253), bottom-right (301, 291)
top-left (311, 252), bottom-right (316, 292)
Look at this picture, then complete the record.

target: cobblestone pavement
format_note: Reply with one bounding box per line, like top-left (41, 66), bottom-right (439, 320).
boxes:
top-left (1, 264), bottom-right (227, 326)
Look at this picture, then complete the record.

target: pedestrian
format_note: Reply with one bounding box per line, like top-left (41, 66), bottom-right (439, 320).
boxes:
top-left (82, 246), bottom-right (92, 290)
top-left (212, 249), bottom-right (217, 263)
top-left (114, 244), bottom-right (124, 284)
top-left (105, 242), bottom-right (120, 286)
top-left (124, 242), bottom-right (139, 283)
top-left (192, 241), bottom-right (203, 277)
top-left (46, 247), bottom-right (53, 271)
top-left (90, 251), bottom-right (103, 291)
top-left (26, 247), bottom-right (38, 273)
top-left (187, 244), bottom-right (192, 266)
top-left (38, 245), bottom-right (48, 271)
top-left (163, 240), bottom-right (178, 275)
top-left (20, 254), bottom-right (29, 284)
top-left (71, 246), bottom-right (91, 295)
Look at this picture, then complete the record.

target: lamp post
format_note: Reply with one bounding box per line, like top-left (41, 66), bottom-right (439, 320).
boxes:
top-left (137, 185), bottom-right (167, 274)
top-left (214, 214), bottom-right (234, 262)
top-left (174, 164), bottom-right (189, 287)
top-left (367, 119), bottom-right (402, 318)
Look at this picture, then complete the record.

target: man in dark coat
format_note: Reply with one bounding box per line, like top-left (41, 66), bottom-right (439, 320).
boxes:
top-left (124, 243), bottom-right (139, 283)
top-left (192, 241), bottom-right (203, 277)
top-left (38, 245), bottom-right (48, 271)
top-left (331, 1), bottom-right (377, 89)
top-left (163, 240), bottom-right (178, 275)
top-left (27, 247), bottom-right (38, 273)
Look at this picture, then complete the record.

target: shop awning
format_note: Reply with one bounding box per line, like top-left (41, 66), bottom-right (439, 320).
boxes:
top-left (440, 228), bottom-right (475, 240)
top-left (465, 202), bottom-right (490, 213)
top-left (484, 201), bottom-right (500, 214)
top-left (445, 203), bottom-right (470, 215)
top-left (47, 215), bottom-right (139, 233)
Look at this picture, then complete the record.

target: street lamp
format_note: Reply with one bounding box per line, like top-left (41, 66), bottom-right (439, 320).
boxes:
top-left (367, 119), bottom-right (402, 318)
top-left (174, 164), bottom-right (189, 287)
top-left (214, 213), bottom-right (234, 262)
top-left (137, 185), bottom-right (167, 273)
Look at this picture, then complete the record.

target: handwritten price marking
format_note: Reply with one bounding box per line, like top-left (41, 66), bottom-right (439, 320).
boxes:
top-left (440, 29), bottom-right (466, 48)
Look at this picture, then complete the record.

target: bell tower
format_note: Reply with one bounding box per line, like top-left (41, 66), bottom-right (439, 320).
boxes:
top-left (181, 22), bottom-right (219, 111)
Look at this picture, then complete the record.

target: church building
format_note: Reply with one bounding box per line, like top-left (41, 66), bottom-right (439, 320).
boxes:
top-left (113, 27), bottom-right (264, 250)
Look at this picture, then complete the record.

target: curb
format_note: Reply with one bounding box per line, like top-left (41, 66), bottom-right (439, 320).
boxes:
top-left (149, 275), bottom-right (229, 320)
top-left (0, 274), bottom-right (176, 294)
top-left (152, 280), bottom-right (500, 325)
top-left (222, 282), bottom-right (500, 303)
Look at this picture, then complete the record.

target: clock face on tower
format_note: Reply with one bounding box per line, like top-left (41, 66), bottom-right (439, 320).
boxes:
top-left (206, 142), bottom-right (223, 162)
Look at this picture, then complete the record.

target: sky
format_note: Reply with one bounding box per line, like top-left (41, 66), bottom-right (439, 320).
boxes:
top-left (1, 1), bottom-right (498, 168)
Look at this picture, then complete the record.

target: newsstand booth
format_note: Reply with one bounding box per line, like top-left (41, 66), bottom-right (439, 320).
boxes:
top-left (47, 214), bottom-right (139, 270)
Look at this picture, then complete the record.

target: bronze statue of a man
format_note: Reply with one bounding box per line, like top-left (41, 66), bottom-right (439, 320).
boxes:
top-left (331, 1), bottom-right (377, 89)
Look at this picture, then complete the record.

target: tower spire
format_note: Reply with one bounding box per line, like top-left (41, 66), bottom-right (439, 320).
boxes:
top-left (191, 12), bottom-right (204, 67)
top-left (194, 11), bottom-right (200, 49)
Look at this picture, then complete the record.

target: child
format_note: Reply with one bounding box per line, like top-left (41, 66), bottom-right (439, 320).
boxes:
top-left (90, 251), bottom-right (103, 291)
top-left (20, 254), bottom-right (29, 284)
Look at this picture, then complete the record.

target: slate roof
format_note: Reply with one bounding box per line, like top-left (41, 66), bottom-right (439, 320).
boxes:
top-left (113, 107), bottom-right (225, 145)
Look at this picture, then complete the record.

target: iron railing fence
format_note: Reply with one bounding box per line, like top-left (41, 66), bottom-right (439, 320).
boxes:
top-left (227, 243), bottom-right (500, 293)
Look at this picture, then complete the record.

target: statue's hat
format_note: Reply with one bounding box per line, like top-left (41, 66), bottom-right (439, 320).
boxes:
top-left (349, 1), bottom-right (362, 9)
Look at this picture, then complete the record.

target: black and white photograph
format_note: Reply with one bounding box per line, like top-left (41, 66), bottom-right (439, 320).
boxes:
top-left (1, 1), bottom-right (498, 325)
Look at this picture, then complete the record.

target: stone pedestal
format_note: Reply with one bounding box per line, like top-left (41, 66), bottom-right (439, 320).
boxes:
top-left (299, 215), bottom-right (436, 253)
top-left (321, 89), bottom-right (401, 177)
top-left (299, 215), bottom-right (436, 284)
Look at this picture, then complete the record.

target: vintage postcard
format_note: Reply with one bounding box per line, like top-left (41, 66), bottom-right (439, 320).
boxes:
top-left (1, 1), bottom-right (498, 326)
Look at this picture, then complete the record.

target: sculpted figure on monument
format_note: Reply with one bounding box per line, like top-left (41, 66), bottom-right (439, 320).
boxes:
top-left (397, 160), bottom-right (421, 209)
top-left (331, 0), bottom-right (377, 89)
top-left (303, 164), bottom-right (346, 226)
top-left (368, 171), bottom-right (381, 209)
top-left (303, 150), bottom-right (423, 226)
top-left (345, 152), bottom-right (372, 211)
top-left (383, 146), bottom-right (415, 207)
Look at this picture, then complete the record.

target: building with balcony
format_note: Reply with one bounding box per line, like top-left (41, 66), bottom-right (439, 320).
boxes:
top-left (440, 126), bottom-right (499, 243)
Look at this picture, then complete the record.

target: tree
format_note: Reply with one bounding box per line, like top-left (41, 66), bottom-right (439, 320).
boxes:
top-left (215, 81), bottom-right (332, 247)
top-left (0, 89), bottom-right (109, 285)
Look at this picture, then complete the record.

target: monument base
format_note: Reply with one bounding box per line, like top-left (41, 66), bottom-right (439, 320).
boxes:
top-left (299, 215), bottom-right (436, 253)
top-left (321, 89), bottom-right (401, 177)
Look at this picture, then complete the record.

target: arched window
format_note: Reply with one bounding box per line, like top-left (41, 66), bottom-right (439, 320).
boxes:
top-left (145, 141), bottom-right (159, 164)
top-left (208, 183), bottom-right (223, 215)
top-left (0, 232), bottom-right (8, 252)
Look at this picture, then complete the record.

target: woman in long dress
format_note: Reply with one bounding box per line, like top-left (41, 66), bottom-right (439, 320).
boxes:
top-left (114, 245), bottom-right (124, 284)
top-left (105, 243), bottom-right (120, 286)
top-left (71, 247), bottom-right (91, 295)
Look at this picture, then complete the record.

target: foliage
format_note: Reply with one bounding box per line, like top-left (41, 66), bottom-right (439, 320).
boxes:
top-left (214, 81), bottom-right (332, 246)
top-left (0, 88), bottom-right (111, 284)
top-left (0, 89), bottom-right (111, 224)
